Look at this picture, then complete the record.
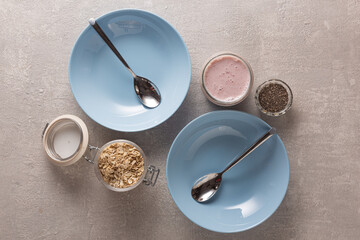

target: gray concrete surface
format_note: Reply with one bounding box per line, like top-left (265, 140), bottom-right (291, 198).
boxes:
top-left (1, 0), bottom-right (359, 239)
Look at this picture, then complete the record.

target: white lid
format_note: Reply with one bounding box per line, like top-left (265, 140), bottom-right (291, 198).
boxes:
top-left (42, 115), bottom-right (89, 166)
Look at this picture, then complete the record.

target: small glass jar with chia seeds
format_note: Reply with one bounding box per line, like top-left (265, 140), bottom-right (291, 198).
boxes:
top-left (255, 79), bottom-right (293, 116)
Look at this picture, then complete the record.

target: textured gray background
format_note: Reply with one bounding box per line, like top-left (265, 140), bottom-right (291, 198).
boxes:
top-left (1, 0), bottom-right (359, 239)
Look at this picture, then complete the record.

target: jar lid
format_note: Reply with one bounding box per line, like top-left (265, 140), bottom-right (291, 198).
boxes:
top-left (42, 115), bottom-right (89, 166)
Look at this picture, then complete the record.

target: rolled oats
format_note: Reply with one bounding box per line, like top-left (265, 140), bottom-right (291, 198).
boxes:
top-left (98, 142), bottom-right (144, 188)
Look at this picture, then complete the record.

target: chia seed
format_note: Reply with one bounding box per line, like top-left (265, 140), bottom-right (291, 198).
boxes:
top-left (258, 83), bottom-right (289, 112)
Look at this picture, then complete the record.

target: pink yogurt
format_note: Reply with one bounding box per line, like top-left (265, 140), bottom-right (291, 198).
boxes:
top-left (202, 54), bottom-right (252, 106)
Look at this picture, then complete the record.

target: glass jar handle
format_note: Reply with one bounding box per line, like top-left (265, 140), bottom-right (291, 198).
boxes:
top-left (143, 165), bottom-right (160, 186)
top-left (84, 145), bottom-right (99, 164)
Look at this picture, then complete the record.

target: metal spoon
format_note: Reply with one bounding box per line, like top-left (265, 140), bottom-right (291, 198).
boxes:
top-left (89, 18), bottom-right (161, 109)
top-left (191, 128), bottom-right (276, 203)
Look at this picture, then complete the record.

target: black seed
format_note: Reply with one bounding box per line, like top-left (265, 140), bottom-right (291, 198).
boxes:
top-left (258, 83), bottom-right (289, 112)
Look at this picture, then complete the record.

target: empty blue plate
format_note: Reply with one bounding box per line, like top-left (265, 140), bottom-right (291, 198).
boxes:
top-left (166, 111), bottom-right (289, 232)
top-left (69, 9), bottom-right (191, 132)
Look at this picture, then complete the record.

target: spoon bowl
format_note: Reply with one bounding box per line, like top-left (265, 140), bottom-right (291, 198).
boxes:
top-left (191, 173), bottom-right (221, 203)
top-left (134, 76), bottom-right (161, 108)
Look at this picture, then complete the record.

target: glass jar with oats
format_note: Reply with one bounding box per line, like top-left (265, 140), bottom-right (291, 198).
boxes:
top-left (42, 115), bottom-right (159, 192)
top-left (94, 140), bottom-right (156, 192)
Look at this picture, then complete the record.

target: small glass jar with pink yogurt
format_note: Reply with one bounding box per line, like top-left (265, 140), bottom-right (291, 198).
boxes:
top-left (201, 53), bottom-right (254, 106)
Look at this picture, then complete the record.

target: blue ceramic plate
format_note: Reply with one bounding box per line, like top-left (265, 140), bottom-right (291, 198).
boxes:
top-left (166, 111), bottom-right (289, 233)
top-left (69, 9), bottom-right (191, 132)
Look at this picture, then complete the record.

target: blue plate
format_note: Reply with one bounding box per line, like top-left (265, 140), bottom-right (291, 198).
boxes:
top-left (166, 111), bottom-right (289, 233)
top-left (69, 9), bottom-right (191, 132)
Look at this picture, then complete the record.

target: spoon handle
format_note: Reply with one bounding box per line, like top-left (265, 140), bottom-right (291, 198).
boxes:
top-left (89, 18), bottom-right (136, 78)
top-left (221, 128), bottom-right (276, 174)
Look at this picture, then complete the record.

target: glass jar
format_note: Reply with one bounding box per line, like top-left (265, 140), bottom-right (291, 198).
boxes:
top-left (93, 139), bottom-right (153, 192)
top-left (201, 52), bottom-right (254, 107)
top-left (42, 115), bottom-right (159, 191)
top-left (254, 79), bottom-right (293, 116)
